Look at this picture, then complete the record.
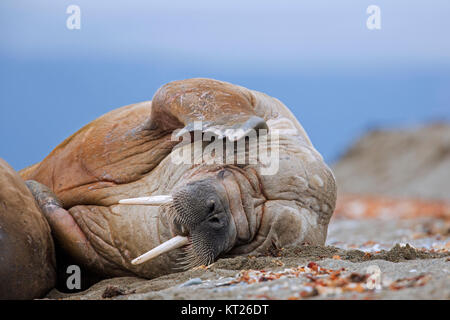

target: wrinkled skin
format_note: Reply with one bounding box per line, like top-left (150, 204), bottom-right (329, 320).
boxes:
top-left (19, 78), bottom-right (336, 282)
top-left (0, 159), bottom-right (56, 299)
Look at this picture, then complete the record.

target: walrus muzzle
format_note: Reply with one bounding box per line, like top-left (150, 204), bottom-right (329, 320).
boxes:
top-left (119, 177), bottom-right (235, 268)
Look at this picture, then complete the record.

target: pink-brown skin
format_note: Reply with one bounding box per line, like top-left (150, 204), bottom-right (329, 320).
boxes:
top-left (20, 78), bottom-right (337, 279)
top-left (0, 159), bottom-right (56, 299)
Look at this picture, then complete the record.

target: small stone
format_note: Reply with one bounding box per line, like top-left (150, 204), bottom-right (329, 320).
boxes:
top-left (178, 278), bottom-right (203, 287)
top-left (102, 286), bottom-right (127, 298)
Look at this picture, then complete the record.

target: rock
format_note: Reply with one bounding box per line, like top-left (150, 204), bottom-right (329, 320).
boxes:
top-left (178, 278), bottom-right (203, 287)
top-left (333, 123), bottom-right (450, 200)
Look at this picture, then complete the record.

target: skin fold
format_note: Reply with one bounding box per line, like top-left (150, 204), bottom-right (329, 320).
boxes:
top-left (16, 78), bottom-right (336, 282)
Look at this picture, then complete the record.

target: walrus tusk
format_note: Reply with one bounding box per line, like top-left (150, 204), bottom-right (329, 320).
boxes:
top-left (119, 195), bottom-right (173, 205)
top-left (131, 235), bottom-right (189, 265)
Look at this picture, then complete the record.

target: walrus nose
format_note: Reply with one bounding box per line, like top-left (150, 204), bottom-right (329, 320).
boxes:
top-left (117, 180), bottom-right (231, 266)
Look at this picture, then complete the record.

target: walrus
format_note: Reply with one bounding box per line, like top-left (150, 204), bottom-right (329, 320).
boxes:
top-left (0, 159), bottom-right (56, 299)
top-left (10, 78), bottom-right (335, 296)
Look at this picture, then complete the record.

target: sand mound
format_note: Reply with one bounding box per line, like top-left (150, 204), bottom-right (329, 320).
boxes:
top-left (45, 243), bottom-right (449, 300)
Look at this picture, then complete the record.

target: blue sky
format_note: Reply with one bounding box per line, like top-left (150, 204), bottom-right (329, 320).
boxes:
top-left (1, 1), bottom-right (449, 169)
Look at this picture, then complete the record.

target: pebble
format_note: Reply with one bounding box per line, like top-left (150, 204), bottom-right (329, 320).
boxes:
top-left (178, 278), bottom-right (203, 288)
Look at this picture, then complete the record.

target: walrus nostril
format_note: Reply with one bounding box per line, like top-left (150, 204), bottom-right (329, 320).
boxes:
top-left (208, 200), bottom-right (215, 213)
top-left (209, 216), bottom-right (220, 224)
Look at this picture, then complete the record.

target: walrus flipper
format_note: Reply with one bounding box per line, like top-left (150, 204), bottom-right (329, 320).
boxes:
top-left (25, 181), bottom-right (109, 273)
top-left (150, 78), bottom-right (269, 142)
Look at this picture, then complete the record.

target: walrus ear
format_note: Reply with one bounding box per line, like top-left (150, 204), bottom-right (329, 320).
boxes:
top-left (175, 115), bottom-right (268, 142)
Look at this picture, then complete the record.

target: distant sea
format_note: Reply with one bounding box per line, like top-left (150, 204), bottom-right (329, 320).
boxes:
top-left (1, 56), bottom-right (449, 170)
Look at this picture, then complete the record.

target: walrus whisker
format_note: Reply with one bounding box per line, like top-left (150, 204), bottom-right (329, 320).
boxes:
top-left (119, 195), bottom-right (173, 205)
top-left (161, 203), bottom-right (191, 230)
top-left (176, 236), bottom-right (216, 270)
top-left (178, 253), bottom-right (203, 270)
top-left (177, 246), bottom-right (202, 269)
top-left (131, 235), bottom-right (189, 265)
